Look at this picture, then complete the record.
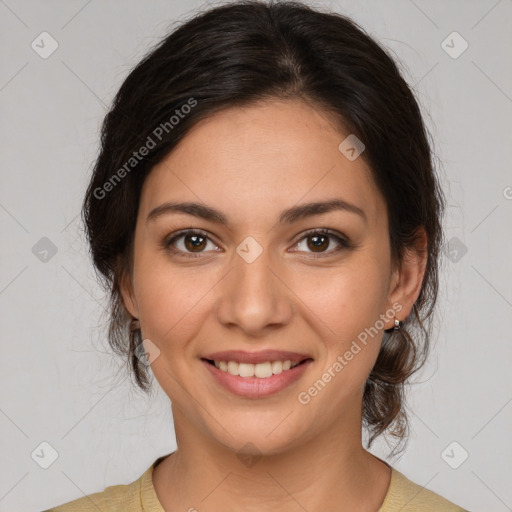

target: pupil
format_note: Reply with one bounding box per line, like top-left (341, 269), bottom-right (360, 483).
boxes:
top-left (183, 234), bottom-right (329, 253)
top-left (186, 235), bottom-right (206, 251)
top-left (308, 235), bottom-right (327, 252)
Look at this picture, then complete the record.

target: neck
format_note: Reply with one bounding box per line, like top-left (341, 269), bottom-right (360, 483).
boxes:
top-left (153, 405), bottom-right (391, 512)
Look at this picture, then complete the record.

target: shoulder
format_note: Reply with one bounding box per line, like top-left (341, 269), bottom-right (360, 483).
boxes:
top-left (43, 476), bottom-right (142, 512)
top-left (43, 460), bottom-right (164, 512)
top-left (379, 467), bottom-right (469, 512)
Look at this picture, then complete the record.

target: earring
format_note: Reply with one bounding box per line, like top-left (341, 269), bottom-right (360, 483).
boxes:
top-left (384, 318), bottom-right (403, 333)
top-left (130, 318), bottom-right (140, 332)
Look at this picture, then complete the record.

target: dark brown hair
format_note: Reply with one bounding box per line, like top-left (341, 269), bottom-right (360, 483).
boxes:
top-left (82, 0), bottom-right (445, 456)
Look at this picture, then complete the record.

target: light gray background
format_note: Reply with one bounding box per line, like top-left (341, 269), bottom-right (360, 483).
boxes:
top-left (1, 0), bottom-right (511, 511)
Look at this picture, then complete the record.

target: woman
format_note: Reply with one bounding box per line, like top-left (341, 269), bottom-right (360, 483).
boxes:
top-left (46, 1), bottom-right (468, 510)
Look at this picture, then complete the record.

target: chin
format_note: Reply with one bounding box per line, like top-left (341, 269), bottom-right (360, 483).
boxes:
top-left (207, 412), bottom-right (313, 459)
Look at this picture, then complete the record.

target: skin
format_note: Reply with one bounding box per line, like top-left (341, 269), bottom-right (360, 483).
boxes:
top-left (120, 98), bottom-right (427, 512)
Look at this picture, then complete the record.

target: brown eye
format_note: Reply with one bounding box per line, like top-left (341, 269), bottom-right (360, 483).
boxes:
top-left (306, 233), bottom-right (330, 252)
top-left (294, 229), bottom-right (350, 256)
top-left (183, 233), bottom-right (207, 252)
top-left (165, 229), bottom-right (219, 256)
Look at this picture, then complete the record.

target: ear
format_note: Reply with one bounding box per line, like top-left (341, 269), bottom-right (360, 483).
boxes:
top-left (117, 256), bottom-right (139, 319)
top-left (385, 227), bottom-right (428, 325)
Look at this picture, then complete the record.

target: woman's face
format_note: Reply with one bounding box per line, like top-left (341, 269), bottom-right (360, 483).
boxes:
top-left (121, 99), bottom-right (420, 455)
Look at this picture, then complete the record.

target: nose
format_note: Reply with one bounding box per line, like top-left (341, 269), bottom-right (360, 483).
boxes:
top-left (214, 246), bottom-right (295, 337)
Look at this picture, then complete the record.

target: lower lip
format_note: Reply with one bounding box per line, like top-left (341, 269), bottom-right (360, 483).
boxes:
top-left (202, 359), bottom-right (313, 398)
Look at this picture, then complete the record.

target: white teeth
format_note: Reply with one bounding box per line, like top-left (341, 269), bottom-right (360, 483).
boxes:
top-left (271, 361), bottom-right (283, 374)
top-left (211, 359), bottom-right (302, 378)
top-left (238, 363), bottom-right (255, 377)
top-left (227, 361), bottom-right (239, 376)
top-left (254, 362), bottom-right (272, 378)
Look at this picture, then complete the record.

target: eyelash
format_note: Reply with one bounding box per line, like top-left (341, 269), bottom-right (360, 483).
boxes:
top-left (162, 228), bottom-right (352, 259)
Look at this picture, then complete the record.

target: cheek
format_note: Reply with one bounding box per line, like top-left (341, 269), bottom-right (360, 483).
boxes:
top-left (132, 252), bottom-right (215, 347)
top-left (294, 258), bottom-right (388, 386)
top-left (296, 259), bottom-right (388, 339)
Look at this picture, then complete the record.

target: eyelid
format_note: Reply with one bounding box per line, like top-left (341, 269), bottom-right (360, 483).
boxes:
top-left (289, 228), bottom-right (350, 255)
top-left (163, 228), bottom-right (220, 256)
top-left (163, 227), bottom-right (351, 256)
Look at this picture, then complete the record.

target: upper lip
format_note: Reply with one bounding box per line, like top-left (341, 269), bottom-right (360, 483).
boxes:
top-left (202, 350), bottom-right (312, 365)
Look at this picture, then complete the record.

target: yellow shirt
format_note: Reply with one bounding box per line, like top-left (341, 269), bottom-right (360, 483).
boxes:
top-left (44, 457), bottom-right (468, 511)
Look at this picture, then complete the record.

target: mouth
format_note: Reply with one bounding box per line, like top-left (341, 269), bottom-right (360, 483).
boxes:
top-left (200, 350), bottom-right (313, 398)
top-left (201, 357), bottom-right (312, 378)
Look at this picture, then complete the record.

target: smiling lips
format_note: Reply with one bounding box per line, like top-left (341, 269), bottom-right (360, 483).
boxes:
top-left (214, 359), bottom-right (301, 378)
top-left (201, 349), bottom-right (313, 398)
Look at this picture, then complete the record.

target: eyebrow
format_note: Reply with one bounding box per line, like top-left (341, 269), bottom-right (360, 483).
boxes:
top-left (146, 198), bottom-right (367, 225)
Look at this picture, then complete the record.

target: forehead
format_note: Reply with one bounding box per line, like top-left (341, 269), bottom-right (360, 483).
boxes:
top-left (138, 99), bottom-right (386, 229)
